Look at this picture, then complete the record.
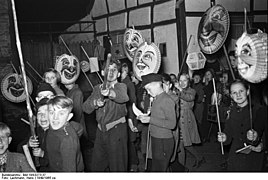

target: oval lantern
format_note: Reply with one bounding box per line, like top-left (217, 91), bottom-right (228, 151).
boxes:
top-left (132, 42), bottom-right (161, 81)
top-left (123, 28), bottom-right (144, 62)
top-left (80, 60), bottom-right (90, 73)
top-left (55, 54), bottom-right (81, 85)
top-left (1, 73), bottom-right (33, 103)
top-left (235, 30), bottom-right (267, 83)
top-left (197, 4), bottom-right (230, 54)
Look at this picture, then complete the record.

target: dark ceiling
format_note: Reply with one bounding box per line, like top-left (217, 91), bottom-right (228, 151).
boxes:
top-left (14, 0), bottom-right (95, 35)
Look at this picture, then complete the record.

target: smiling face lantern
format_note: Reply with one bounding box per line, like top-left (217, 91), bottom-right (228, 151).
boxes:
top-left (235, 30), bottom-right (267, 83)
top-left (55, 54), bottom-right (80, 85)
top-left (133, 42), bottom-right (161, 81)
top-left (1, 73), bottom-right (33, 103)
top-left (123, 28), bottom-right (144, 61)
top-left (198, 4), bottom-right (230, 54)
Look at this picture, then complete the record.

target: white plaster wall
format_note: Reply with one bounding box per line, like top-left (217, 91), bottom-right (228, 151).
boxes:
top-left (109, 13), bottom-right (127, 31)
top-left (138, 0), bottom-right (153, 5)
top-left (129, 7), bottom-right (151, 26)
top-left (126, 0), bottom-right (137, 8)
top-left (186, 17), bottom-right (201, 53)
top-left (108, 0), bottom-right (125, 13)
top-left (91, 0), bottom-right (107, 17)
top-left (185, 0), bottom-right (210, 11)
top-left (154, 24), bottom-right (179, 74)
top-left (216, 0), bottom-right (250, 11)
top-left (154, 0), bottom-right (176, 22)
top-left (254, 0), bottom-right (267, 10)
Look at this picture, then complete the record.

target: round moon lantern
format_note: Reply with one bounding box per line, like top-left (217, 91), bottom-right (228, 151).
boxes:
top-left (1, 73), bottom-right (33, 103)
top-left (198, 4), bottom-right (230, 54)
top-left (123, 28), bottom-right (144, 62)
top-left (235, 30), bottom-right (267, 83)
top-left (186, 51), bottom-right (207, 70)
top-left (133, 42), bottom-right (161, 81)
top-left (55, 54), bottom-right (81, 85)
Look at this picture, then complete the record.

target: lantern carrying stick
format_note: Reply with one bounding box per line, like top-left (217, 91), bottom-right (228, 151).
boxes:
top-left (11, 0), bottom-right (37, 171)
top-left (80, 45), bottom-right (103, 83)
top-left (26, 61), bottom-right (43, 80)
top-left (178, 35), bottom-right (193, 76)
top-left (11, 0), bottom-right (35, 137)
top-left (59, 36), bottom-right (94, 89)
top-left (212, 78), bottom-right (224, 155)
top-left (223, 45), bottom-right (236, 81)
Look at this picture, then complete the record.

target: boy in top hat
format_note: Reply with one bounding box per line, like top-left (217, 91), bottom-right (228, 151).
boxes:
top-left (137, 73), bottom-right (176, 172)
top-left (35, 82), bottom-right (56, 102)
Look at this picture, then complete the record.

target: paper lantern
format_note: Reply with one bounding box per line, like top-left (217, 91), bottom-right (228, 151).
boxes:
top-left (186, 52), bottom-right (207, 70)
top-left (1, 73), bottom-right (33, 103)
top-left (55, 54), bottom-right (81, 85)
top-left (236, 30), bottom-right (267, 83)
top-left (133, 42), bottom-right (161, 81)
top-left (198, 4), bottom-right (230, 54)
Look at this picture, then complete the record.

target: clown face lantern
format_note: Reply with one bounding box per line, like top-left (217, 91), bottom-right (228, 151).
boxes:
top-left (1, 73), bottom-right (33, 103)
top-left (198, 4), bottom-right (230, 54)
top-left (235, 30), bottom-right (267, 83)
top-left (133, 42), bottom-right (161, 81)
top-left (55, 54), bottom-right (81, 85)
top-left (123, 28), bottom-right (144, 62)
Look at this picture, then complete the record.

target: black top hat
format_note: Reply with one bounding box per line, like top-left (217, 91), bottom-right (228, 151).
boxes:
top-left (141, 73), bottom-right (162, 87)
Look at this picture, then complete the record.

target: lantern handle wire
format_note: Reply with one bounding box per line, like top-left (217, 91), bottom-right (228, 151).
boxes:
top-left (178, 35), bottom-right (193, 77)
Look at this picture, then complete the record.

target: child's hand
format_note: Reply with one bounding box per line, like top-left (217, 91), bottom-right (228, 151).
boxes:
top-left (247, 129), bottom-right (258, 141)
top-left (217, 132), bottom-right (227, 143)
top-left (249, 142), bottom-right (263, 152)
top-left (28, 136), bottom-right (39, 148)
top-left (137, 115), bottom-right (150, 123)
top-left (128, 119), bottom-right (138, 132)
top-left (95, 98), bottom-right (105, 107)
top-left (101, 88), bottom-right (110, 96)
top-left (32, 148), bottom-right (44, 158)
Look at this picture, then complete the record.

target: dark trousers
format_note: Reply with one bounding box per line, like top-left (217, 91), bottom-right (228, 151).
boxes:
top-left (151, 136), bottom-right (174, 172)
top-left (91, 123), bottom-right (128, 172)
top-left (128, 128), bottom-right (138, 168)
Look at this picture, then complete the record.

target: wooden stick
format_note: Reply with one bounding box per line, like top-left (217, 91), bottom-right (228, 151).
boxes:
top-left (59, 36), bottom-right (73, 55)
top-left (11, 0), bottom-right (36, 138)
top-left (22, 145), bottom-right (37, 172)
top-left (212, 78), bottom-right (224, 155)
top-left (80, 45), bottom-right (103, 83)
top-left (223, 45), bottom-right (236, 81)
top-left (10, 61), bottom-right (18, 74)
top-left (26, 61), bottom-right (43, 79)
top-left (178, 35), bottom-right (193, 76)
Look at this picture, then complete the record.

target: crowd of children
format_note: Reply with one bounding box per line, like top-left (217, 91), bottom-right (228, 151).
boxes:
top-left (0, 57), bottom-right (267, 172)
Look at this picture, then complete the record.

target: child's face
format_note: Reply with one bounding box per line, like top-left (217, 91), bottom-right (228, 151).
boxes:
top-left (205, 71), bottom-right (213, 81)
top-left (230, 83), bottom-right (249, 107)
top-left (107, 63), bottom-right (120, 82)
top-left (179, 75), bottom-right (189, 89)
top-left (48, 105), bottom-right (71, 130)
top-left (36, 91), bottom-right (55, 102)
top-left (45, 72), bottom-right (57, 87)
top-left (193, 75), bottom-right (201, 84)
top-left (163, 81), bottom-right (171, 93)
top-left (0, 131), bottom-right (11, 156)
top-left (37, 105), bottom-right (49, 130)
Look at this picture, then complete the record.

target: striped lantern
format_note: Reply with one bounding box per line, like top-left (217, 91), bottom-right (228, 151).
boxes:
top-left (235, 30), bottom-right (267, 83)
top-left (198, 4), bottom-right (230, 54)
